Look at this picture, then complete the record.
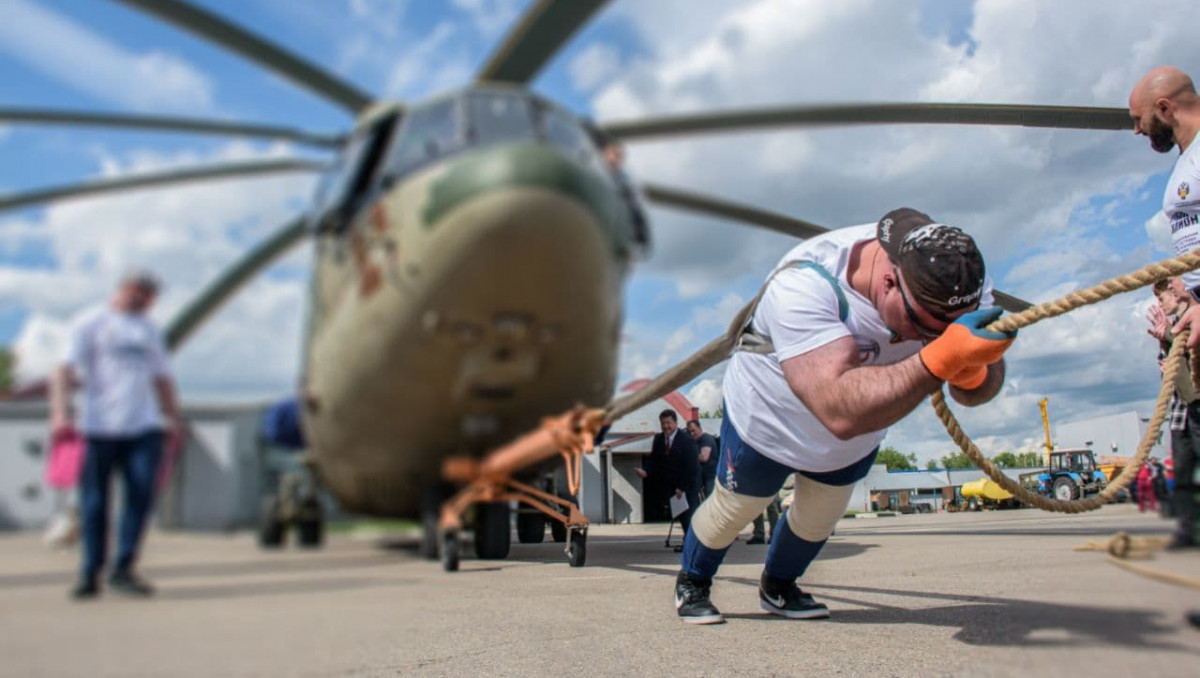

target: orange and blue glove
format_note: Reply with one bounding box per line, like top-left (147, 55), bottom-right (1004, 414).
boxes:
top-left (919, 307), bottom-right (1016, 388)
top-left (946, 364), bottom-right (988, 391)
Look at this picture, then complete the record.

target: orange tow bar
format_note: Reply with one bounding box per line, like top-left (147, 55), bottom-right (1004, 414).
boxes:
top-left (436, 406), bottom-right (608, 571)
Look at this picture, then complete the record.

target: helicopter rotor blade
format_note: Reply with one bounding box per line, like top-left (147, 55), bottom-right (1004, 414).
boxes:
top-left (641, 182), bottom-right (1033, 314)
top-left (641, 183), bottom-right (828, 241)
top-left (476, 0), bottom-right (609, 84)
top-left (0, 158), bottom-right (324, 216)
top-left (110, 0), bottom-right (373, 114)
top-left (0, 107), bottom-right (343, 148)
top-left (165, 216), bottom-right (308, 350)
top-left (991, 290), bottom-right (1033, 313)
top-left (602, 102), bottom-right (1130, 142)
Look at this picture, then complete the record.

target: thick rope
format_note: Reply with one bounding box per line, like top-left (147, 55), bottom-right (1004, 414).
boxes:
top-left (930, 332), bottom-right (1183, 513)
top-left (931, 248), bottom-right (1200, 513)
top-left (985, 249), bottom-right (1200, 334)
top-left (1075, 532), bottom-right (1200, 591)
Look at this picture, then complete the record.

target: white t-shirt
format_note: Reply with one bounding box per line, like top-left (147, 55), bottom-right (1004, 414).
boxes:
top-left (723, 223), bottom-right (995, 472)
top-left (1164, 132), bottom-right (1200, 291)
top-left (65, 306), bottom-right (172, 437)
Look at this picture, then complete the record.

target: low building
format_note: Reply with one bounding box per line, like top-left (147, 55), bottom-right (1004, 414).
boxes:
top-left (0, 400), bottom-right (270, 531)
top-left (1055, 410), bottom-right (1168, 460)
top-left (848, 464), bottom-right (1049, 513)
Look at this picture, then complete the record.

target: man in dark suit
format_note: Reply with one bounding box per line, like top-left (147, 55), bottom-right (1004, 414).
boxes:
top-left (643, 409), bottom-right (701, 535)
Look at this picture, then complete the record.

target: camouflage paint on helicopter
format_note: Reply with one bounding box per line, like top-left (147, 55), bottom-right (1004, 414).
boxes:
top-left (301, 86), bottom-right (642, 516)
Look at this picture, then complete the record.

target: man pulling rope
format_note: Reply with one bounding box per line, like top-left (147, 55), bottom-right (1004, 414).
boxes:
top-left (673, 208), bottom-right (1017, 624)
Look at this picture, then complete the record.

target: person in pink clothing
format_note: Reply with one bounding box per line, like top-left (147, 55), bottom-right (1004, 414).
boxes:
top-left (50, 269), bottom-right (184, 600)
top-left (1137, 459), bottom-right (1158, 512)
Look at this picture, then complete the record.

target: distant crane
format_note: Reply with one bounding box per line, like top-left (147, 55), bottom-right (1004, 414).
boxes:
top-left (1039, 397), bottom-right (1054, 466)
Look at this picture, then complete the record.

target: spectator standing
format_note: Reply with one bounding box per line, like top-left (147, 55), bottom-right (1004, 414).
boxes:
top-left (1129, 66), bottom-right (1200, 548)
top-left (50, 269), bottom-right (183, 599)
top-left (686, 419), bottom-right (719, 499)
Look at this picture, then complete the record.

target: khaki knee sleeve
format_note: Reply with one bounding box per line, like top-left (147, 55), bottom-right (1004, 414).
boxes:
top-left (691, 482), bottom-right (776, 549)
top-left (785, 475), bottom-right (854, 542)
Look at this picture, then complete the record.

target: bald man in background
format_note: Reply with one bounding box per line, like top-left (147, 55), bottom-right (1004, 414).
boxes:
top-left (1129, 66), bottom-right (1200, 550)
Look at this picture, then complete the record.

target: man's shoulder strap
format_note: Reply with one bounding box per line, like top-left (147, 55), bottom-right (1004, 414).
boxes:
top-left (787, 261), bottom-right (849, 322)
top-left (736, 259), bottom-right (848, 352)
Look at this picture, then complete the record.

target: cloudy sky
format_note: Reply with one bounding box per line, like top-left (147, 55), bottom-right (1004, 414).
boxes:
top-left (1, 0), bottom-right (1196, 466)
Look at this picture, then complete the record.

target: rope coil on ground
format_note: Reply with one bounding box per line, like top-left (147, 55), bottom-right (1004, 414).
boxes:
top-left (933, 248), bottom-right (1200, 513)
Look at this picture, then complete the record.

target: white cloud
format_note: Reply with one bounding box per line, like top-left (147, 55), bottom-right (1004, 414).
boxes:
top-left (347, 0), bottom-right (407, 38)
top-left (383, 22), bottom-right (470, 99)
top-left (450, 0), bottom-right (524, 40)
top-left (0, 141), bottom-right (317, 397)
top-left (568, 43), bottom-right (622, 92)
top-left (1145, 211), bottom-right (1171, 252)
top-left (686, 378), bottom-right (723, 414)
top-left (0, 0), bottom-right (215, 112)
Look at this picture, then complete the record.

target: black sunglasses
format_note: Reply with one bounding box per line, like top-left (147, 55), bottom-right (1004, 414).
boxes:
top-left (894, 267), bottom-right (944, 339)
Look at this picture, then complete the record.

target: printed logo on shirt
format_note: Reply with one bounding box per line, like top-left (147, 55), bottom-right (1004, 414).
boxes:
top-left (1180, 182), bottom-right (1191, 201)
top-left (1171, 212), bottom-right (1199, 234)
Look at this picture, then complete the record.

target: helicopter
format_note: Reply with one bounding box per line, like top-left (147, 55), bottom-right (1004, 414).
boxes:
top-left (0, 0), bottom-right (1133, 569)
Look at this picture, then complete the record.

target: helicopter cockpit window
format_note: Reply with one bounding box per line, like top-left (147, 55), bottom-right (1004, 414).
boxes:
top-left (311, 134), bottom-right (371, 220)
top-left (308, 112), bottom-right (402, 235)
top-left (467, 92), bottom-right (536, 146)
top-left (386, 98), bottom-right (467, 179)
top-left (540, 106), bottom-right (603, 170)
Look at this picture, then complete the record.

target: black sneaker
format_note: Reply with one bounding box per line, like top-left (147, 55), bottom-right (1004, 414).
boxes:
top-left (108, 570), bottom-right (155, 597)
top-left (71, 578), bottom-right (99, 601)
top-left (759, 574), bottom-right (829, 619)
top-left (674, 571), bottom-right (724, 625)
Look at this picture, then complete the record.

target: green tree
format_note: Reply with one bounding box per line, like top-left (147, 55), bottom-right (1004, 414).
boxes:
top-left (938, 451), bottom-right (977, 469)
top-left (876, 446), bottom-right (917, 471)
top-left (1016, 451), bottom-right (1045, 467)
top-left (0, 347), bottom-right (14, 392)
top-left (992, 451), bottom-right (1019, 468)
top-left (926, 459), bottom-right (940, 470)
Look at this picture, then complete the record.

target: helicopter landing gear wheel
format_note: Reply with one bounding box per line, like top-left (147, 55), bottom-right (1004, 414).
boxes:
top-left (419, 485), bottom-right (450, 560)
top-left (516, 512), bottom-right (546, 544)
top-left (550, 518), bottom-right (567, 543)
top-left (296, 497), bottom-right (324, 548)
top-left (441, 531), bottom-right (460, 572)
top-left (258, 495), bottom-right (286, 548)
top-left (473, 502), bottom-right (511, 560)
top-left (566, 529), bottom-right (587, 568)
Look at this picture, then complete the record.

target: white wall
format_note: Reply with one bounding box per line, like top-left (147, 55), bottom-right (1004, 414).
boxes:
top-left (1055, 410), bottom-right (1168, 460)
top-left (0, 401), bottom-right (268, 531)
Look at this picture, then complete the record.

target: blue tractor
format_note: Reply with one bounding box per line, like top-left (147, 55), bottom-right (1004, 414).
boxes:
top-left (1018, 448), bottom-right (1108, 501)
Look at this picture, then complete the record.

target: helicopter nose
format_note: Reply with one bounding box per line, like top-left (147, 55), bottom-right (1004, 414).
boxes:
top-left (421, 141), bottom-right (633, 255)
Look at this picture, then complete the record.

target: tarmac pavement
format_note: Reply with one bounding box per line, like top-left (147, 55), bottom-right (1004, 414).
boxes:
top-left (1, 504), bottom-right (1197, 677)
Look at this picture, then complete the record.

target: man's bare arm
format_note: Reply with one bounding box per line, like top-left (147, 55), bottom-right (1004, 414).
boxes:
top-left (154, 375), bottom-right (184, 442)
top-left (49, 365), bottom-right (77, 435)
top-left (780, 337), bottom-right (941, 440)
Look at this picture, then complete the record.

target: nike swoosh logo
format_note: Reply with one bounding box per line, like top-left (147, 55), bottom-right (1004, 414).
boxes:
top-left (765, 593), bottom-right (786, 609)
top-left (675, 592), bottom-right (685, 609)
